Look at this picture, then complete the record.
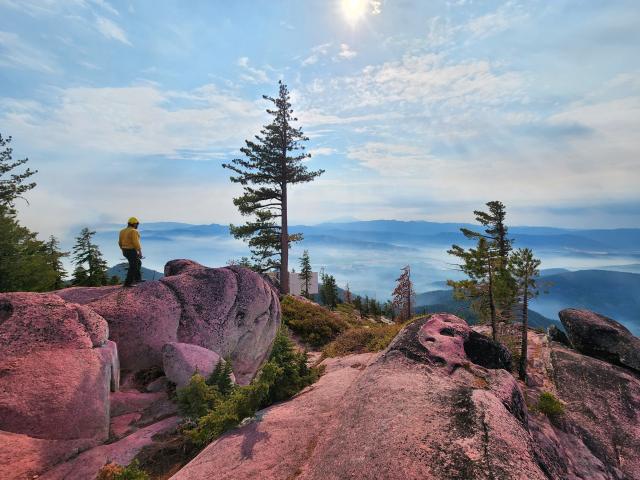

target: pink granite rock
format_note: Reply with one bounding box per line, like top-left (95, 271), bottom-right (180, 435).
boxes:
top-left (54, 285), bottom-right (122, 305)
top-left (41, 416), bottom-right (180, 480)
top-left (0, 293), bottom-right (118, 443)
top-left (172, 315), bottom-right (543, 480)
top-left (162, 342), bottom-right (232, 388)
top-left (0, 430), bottom-right (95, 480)
top-left (88, 281), bottom-right (182, 371)
top-left (57, 261), bottom-right (280, 384)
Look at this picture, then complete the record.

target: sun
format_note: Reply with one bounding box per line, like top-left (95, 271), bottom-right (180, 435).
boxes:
top-left (341, 0), bottom-right (368, 26)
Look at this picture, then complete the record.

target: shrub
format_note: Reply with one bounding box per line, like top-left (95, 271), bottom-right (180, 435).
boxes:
top-left (176, 374), bottom-right (221, 420)
top-left (183, 329), bottom-right (321, 447)
top-left (323, 324), bottom-right (403, 357)
top-left (536, 391), bottom-right (565, 418)
top-left (281, 295), bottom-right (349, 347)
top-left (207, 360), bottom-right (235, 396)
top-left (96, 460), bottom-right (149, 480)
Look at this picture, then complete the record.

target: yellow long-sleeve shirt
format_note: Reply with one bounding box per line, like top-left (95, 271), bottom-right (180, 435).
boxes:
top-left (119, 226), bottom-right (141, 251)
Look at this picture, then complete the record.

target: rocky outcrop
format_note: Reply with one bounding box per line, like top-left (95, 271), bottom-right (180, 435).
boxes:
top-left (173, 314), bottom-right (545, 480)
top-left (548, 346), bottom-right (640, 479)
top-left (512, 325), bottom-right (640, 480)
top-left (57, 261), bottom-right (281, 384)
top-left (559, 308), bottom-right (640, 373)
top-left (0, 293), bottom-right (118, 442)
top-left (162, 342), bottom-right (232, 387)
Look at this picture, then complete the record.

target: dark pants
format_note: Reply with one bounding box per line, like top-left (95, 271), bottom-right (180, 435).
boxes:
top-left (122, 249), bottom-right (141, 286)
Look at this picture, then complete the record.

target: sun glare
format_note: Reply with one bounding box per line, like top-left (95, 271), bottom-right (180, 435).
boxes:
top-left (341, 0), bottom-right (368, 26)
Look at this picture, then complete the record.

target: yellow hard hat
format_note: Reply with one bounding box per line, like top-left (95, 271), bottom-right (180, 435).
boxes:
top-left (128, 217), bottom-right (139, 225)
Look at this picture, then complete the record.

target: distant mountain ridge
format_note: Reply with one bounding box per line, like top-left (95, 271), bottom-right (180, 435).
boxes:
top-left (89, 219), bottom-right (639, 333)
top-left (107, 263), bottom-right (164, 282)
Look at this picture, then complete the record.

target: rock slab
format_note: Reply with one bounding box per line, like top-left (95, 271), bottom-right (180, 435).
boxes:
top-left (172, 314), bottom-right (544, 480)
top-left (0, 292), bottom-right (118, 442)
top-left (559, 308), bottom-right (640, 373)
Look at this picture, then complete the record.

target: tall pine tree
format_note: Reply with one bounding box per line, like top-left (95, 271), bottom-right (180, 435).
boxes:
top-left (44, 236), bottom-right (68, 289)
top-left (459, 200), bottom-right (516, 321)
top-left (509, 248), bottom-right (541, 381)
top-left (223, 81), bottom-right (324, 293)
top-left (72, 228), bottom-right (108, 286)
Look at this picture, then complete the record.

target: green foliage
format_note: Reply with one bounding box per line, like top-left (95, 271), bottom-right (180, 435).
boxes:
top-left (96, 460), bottom-right (149, 480)
top-left (323, 323), bottom-right (404, 357)
top-left (207, 360), bottom-right (235, 397)
top-left (44, 235), bottom-right (68, 289)
top-left (448, 201), bottom-right (519, 338)
top-left (0, 207), bottom-right (59, 292)
top-left (71, 227), bottom-right (109, 286)
top-left (0, 133), bottom-right (37, 212)
top-left (536, 391), bottom-right (565, 418)
top-left (223, 81), bottom-right (324, 275)
top-left (0, 132), bottom-right (68, 293)
top-left (509, 247), bottom-right (542, 380)
top-left (176, 374), bottom-right (221, 420)
top-left (265, 328), bottom-right (320, 403)
top-left (281, 295), bottom-right (349, 347)
top-left (319, 272), bottom-right (339, 309)
top-left (299, 250), bottom-right (313, 298)
top-left (185, 329), bottom-right (320, 447)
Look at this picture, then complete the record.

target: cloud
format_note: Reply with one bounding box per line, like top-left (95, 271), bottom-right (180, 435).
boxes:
top-left (347, 142), bottom-right (439, 176)
top-left (89, 0), bottom-right (118, 16)
top-left (0, 0), bottom-right (118, 17)
top-left (336, 43), bottom-right (357, 60)
top-left (0, 0), bottom-right (85, 16)
top-left (465, 3), bottom-right (529, 40)
top-left (308, 147), bottom-right (337, 157)
top-left (301, 43), bottom-right (332, 66)
top-left (95, 15), bottom-right (131, 45)
top-left (236, 56), bottom-right (269, 83)
top-left (0, 31), bottom-right (57, 72)
top-left (0, 83), bottom-right (265, 158)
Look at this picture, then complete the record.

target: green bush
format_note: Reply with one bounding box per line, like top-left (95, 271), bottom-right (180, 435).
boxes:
top-left (207, 360), bottom-right (235, 396)
top-left (176, 374), bottom-right (221, 420)
top-left (182, 329), bottom-right (321, 447)
top-left (536, 391), bottom-right (565, 418)
top-left (281, 295), bottom-right (349, 347)
top-left (323, 323), bottom-right (403, 357)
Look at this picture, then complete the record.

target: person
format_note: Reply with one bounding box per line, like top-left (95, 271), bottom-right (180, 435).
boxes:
top-left (119, 217), bottom-right (142, 287)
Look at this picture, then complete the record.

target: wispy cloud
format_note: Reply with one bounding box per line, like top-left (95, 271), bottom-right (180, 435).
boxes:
top-left (336, 43), bottom-right (357, 60)
top-left (301, 43), bottom-right (332, 66)
top-left (308, 147), bottom-right (337, 157)
top-left (0, 83), bottom-right (265, 157)
top-left (0, 31), bottom-right (57, 73)
top-left (236, 56), bottom-right (269, 84)
top-left (95, 15), bottom-right (131, 45)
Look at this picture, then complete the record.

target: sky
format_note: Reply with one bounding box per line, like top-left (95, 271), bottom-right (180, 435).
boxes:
top-left (1, 0), bottom-right (639, 239)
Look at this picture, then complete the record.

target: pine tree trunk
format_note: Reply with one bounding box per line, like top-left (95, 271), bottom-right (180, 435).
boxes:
top-left (280, 181), bottom-right (289, 295)
top-left (519, 282), bottom-right (529, 381)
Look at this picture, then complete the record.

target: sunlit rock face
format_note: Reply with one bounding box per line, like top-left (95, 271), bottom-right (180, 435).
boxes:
top-left (0, 292), bottom-right (118, 442)
top-left (173, 314), bottom-right (548, 480)
top-left (56, 260), bottom-right (280, 385)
